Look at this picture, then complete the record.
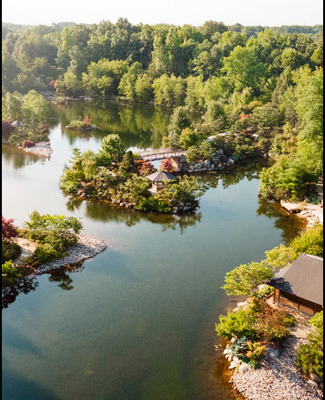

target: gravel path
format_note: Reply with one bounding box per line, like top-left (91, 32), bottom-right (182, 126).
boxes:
top-left (230, 336), bottom-right (323, 400)
top-left (36, 234), bottom-right (107, 274)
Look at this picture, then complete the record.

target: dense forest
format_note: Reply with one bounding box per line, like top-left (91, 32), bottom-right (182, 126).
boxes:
top-left (2, 19), bottom-right (323, 201)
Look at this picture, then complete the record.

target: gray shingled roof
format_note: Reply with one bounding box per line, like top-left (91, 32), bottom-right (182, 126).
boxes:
top-left (146, 170), bottom-right (177, 183)
top-left (268, 253), bottom-right (323, 306)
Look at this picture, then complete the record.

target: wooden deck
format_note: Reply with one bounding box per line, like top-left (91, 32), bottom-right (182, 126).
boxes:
top-left (280, 201), bottom-right (302, 213)
top-left (137, 148), bottom-right (187, 161)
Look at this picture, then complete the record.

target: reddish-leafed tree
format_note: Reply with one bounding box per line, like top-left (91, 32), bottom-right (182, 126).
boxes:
top-left (160, 158), bottom-right (174, 172)
top-left (2, 217), bottom-right (19, 242)
top-left (22, 140), bottom-right (35, 148)
top-left (2, 119), bottom-right (14, 137)
top-left (138, 161), bottom-right (153, 176)
top-left (49, 80), bottom-right (56, 88)
top-left (83, 116), bottom-right (92, 127)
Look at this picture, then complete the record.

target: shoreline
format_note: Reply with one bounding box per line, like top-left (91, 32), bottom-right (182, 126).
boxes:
top-left (2, 234), bottom-right (107, 308)
top-left (20, 141), bottom-right (53, 158)
top-left (219, 298), bottom-right (323, 400)
top-left (230, 335), bottom-right (323, 400)
top-left (36, 234), bottom-right (107, 274)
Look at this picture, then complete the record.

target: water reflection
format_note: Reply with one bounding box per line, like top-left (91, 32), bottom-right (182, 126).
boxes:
top-left (1, 144), bottom-right (45, 169)
top-left (51, 100), bottom-right (199, 149)
top-left (256, 198), bottom-right (306, 244)
top-left (48, 263), bottom-right (84, 290)
top-left (85, 201), bottom-right (201, 233)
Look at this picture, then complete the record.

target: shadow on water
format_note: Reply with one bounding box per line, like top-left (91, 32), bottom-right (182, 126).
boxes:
top-left (2, 361), bottom-right (60, 400)
top-left (256, 198), bottom-right (307, 244)
top-left (1, 144), bottom-right (46, 169)
top-left (3, 325), bottom-right (41, 356)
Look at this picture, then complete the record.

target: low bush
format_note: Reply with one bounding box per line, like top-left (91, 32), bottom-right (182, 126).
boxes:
top-left (215, 307), bottom-right (257, 340)
top-left (296, 311), bottom-right (323, 378)
top-left (2, 240), bottom-right (21, 263)
top-left (21, 211), bottom-right (83, 266)
top-left (2, 260), bottom-right (23, 280)
top-left (22, 140), bottom-right (35, 148)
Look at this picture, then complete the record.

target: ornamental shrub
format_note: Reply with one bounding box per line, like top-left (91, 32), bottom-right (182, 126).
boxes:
top-left (246, 341), bottom-right (266, 369)
top-left (2, 260), bottom-right (23, 279)
top-left (296, 312), bottom-right (323, 378)
top-left (2, 217), bottom-right (19, 242)
top-left (21, 211), bottom-right (82, 265)
top-left (215, 307), bottom-right (257, 340)
top-left (2, 240), bottom-right (21, 264)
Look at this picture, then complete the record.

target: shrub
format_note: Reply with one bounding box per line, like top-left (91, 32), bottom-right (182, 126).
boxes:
top-left (82, 116), bottom-right (92, 127)
top-left (22, 140), bottom-right (35, 148)
top-left (2, 119), bottom-right (14, 138)
top-left (230, 336), bottom-right (250, 363)
top-left (160, 158), bottom-right (174, 172)
top-left (2, 240), bottom-right (21, 263)
top-left (68, 119), bottom-right (84, 129)
top-left (21, 211), bottom-right (83, 265)
top-left (253, 298), bottom-right (292, 344)
top-left (215, 307), bottom-right (257, 340)
top-left (296, 314), bottom-right (323, 378)
top-left (296, 310), bottom-right (323, 379)
top-left (309, 310), bottom-right (323, 329)
top-left (2, 260), bottom-right (23, 279)
top-left (246, 341), bottom-right (266, 369)
top-left (2, 217), bottom-right (19, 242)
top-left (221, 262), bottom-right (274, 296)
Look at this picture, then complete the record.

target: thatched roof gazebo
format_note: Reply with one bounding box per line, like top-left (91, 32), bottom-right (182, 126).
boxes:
top-left (147, 170), bottom-right (177, 192)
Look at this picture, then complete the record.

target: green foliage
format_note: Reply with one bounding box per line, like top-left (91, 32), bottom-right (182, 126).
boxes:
top-left (152, 74), bottom-right (186, 107)
top-left (21, 211), bottom-right (83, 265)
top-left (179, 128), bottom-right (203, 149)
top-left (246, 341), bottom-right (266, 369)
top-left (2, 260), bottom-right (23, 280)
top-left (82, 59), bottom-right (128, 98)
top-left (289, 223), bottom-right (323, 258)
top-left (215, 308), bottom-right (257, 340)
top-left (296, 311), bottom-right (323, 377)
top-left (2, 240), bottom-right (21, 263)
top-left (99, 134), bottom-right (126, 166)
top-left (221, 262), bottom-right (274, 296)
top-left (262, 244), bottom-right (295, 270)
top-left (169, 175), bottom-right (206, 205)
top-left (259, 155), bottom-right (318, 201)
top-left (309, 310), bottom-right (323, 329)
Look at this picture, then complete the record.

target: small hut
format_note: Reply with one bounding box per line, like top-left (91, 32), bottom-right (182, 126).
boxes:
top-left (147, 170), bottom-right (177, 193)
top-left (267, 253), bottom-right (323, 315)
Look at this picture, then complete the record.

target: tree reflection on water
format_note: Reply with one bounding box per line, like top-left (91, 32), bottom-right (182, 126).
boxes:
top-left (48, 263), bottom-right (84, 290)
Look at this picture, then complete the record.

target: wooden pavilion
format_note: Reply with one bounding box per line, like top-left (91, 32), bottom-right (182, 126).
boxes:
top-left (146, 170), bottom-right (177, 193)
top-left (267, 253), bottom-right (323, 315)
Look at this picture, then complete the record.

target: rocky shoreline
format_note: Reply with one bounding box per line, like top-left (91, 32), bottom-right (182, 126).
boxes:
top-left (221, 298), bottom-right (323, 400)
top-left (230, 336), bottom-right (323, 400)
top-left (20, 141), bottom-right (53, 158)
top-left (36, 234), bottom-right (107, 273)
top-left (2, 234), bottom-right (107, 308)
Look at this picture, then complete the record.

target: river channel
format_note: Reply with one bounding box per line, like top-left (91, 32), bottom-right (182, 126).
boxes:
top-left (2, 101), bottom-right (304, 400)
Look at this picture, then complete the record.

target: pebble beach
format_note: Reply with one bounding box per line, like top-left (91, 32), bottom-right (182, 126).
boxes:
top-left (36, 234), bottom-right (107, 274)
top-left (230, 336), bottom-right (323, 400)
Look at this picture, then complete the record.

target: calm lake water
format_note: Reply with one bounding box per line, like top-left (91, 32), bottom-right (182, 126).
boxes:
top-left (2, 101), bottom-right (304, 400)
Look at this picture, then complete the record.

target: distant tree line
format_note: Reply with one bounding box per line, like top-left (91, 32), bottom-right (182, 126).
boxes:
top-left (1, 19), bottom-right (323, 201)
